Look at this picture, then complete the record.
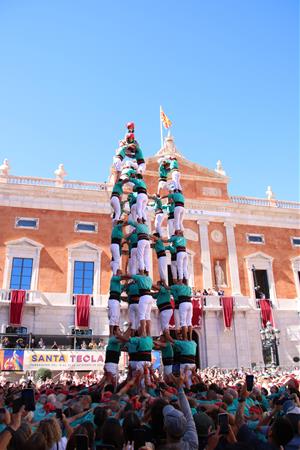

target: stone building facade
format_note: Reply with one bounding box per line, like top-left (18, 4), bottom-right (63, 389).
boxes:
top-left (0, 136), bottom-right (299, 368)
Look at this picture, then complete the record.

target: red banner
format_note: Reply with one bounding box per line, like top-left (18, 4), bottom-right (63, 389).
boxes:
top-left (75, 295), bottom-right (90, 328)
top-left (9, 290), bottom-right (26, 326)
top-left (221, 297), bottom-right (234, 329)
top-left (260, 299), bottom-right (274, 327)
top-left (192, 297), bottom-right (203, 328)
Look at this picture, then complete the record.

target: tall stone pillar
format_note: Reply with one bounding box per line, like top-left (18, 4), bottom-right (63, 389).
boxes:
top-left (197, 220), bottom-right (213, 289)
top-left (224, 221), bottom-right (241, 295)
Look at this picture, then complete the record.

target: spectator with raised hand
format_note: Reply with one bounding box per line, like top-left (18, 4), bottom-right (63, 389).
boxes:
top-left (160, 373), bottom-right (198, 450)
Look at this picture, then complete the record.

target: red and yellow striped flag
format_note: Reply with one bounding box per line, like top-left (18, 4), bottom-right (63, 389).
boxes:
top-left (160, 107), bottom-right (172, 129)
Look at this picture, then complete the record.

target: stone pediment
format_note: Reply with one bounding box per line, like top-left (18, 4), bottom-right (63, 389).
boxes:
top-left (146, 135), bottom-right (229, 183)
top-left (5, 237), bottom-right (43, 249)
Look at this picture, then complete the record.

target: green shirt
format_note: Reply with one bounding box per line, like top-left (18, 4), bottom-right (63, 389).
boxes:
top-left (165, 245), bottom-right (176, 256)
top-left (138, 336), bottom-right (153, 352)
top-left (154, 239), bottom-right (166, 254)
top-left (116, 146), bottom-right (126, 159)
top-left (128, 192), bottom-right (137, 207)
top-left (174, 340), bottom-right (197, 356)
top-left (159, 164), bottom-right (170, 179)
top-left (109, 275), bottom-right (122, 294)
top-left (125, 283), bottom-right (140, 304)
top-left (168, 235), bottom-right (187, 248)
top-left (121, 166), bottom-right (136, 178)
top-left (127, 232), bottom-right (138, 251)
top-left (161, 342), bottom-right (174, 359)
top-left (126, 337), bottom-right (140, 355)
top-left (128, 220), bottom-right (149, 236)
top-left (111, 223), bottom-right (123, 240)
top-left (106, 336), bottom-right (121, 353)
top-left (169, 192), bottom-right (184, 203)
top-left (153, 197), bottom-right (163, 211)
top-left (153, 286), bottom-right (171, 307)
top-left (170, 284), bottom-right (179, 303)
top-left (135, 147), bottom-right (145, 162)
top-left (170, 159), bottom-right (179, 170)
top-left (132, 274), bottom-right (153, 291)
top-left (112, 180), bottom-right (124, 196)
top-left (131, 178), bottom-right (147, 191)
top-left (176, 284), bottom-right (192, 298)
top-left (163, 203), bottom-right (175, 215)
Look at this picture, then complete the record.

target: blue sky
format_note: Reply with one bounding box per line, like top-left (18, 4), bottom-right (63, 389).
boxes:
top-left (0, 0), bottom-right (298, 200)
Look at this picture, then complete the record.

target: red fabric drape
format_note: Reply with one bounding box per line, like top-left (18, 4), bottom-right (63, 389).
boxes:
top-left (169, 298), bottom-right (175, 327)
top-left (260, 299), bottom-right (274, 327)
top-left (9, 290), bottom-right (26, 326)
top-left (221, 297), bottom-right (234, 329)
top-left (192, 297), bottom-right (203, 328)
top-left (75, 295), bottom-right (90, 328)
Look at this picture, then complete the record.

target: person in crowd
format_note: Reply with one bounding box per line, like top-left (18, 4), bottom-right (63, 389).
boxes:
top-left (122, 281), bottom-right (140, 336)
top-left (169, 156), bottom-right (182, 192)
top-left (127, 218), bottom-right (151, 274)
top-left (164, 231), bottom-right (189, 283)
top-left (152, 281), bottom-right (173, 341)
top-left (130, 272), bottom-right (153, 337)
top-left (149, 194), bottom-right (165, 237)
top-left (157, 158), bottom-right (170, 196)
top-left (151, 233), bottom-right (168, 284)
top-left (177, 280), bottom-right (193, 340)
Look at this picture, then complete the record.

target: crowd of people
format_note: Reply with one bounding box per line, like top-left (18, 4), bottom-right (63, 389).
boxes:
top-left (1, 126), bottom-right (299, 450)
top-left (0, 367), bottom-right (299, 450)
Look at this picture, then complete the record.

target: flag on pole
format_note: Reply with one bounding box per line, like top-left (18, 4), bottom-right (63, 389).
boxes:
top-left (160, 107), bottom-right (172, 129)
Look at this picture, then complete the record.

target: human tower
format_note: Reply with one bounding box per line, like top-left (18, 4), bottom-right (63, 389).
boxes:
top-left (104, 123), bottom-right (197, 385)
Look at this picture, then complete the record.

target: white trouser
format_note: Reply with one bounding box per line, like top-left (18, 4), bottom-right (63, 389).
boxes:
top-left (108, 299), bottom-right (120, 326)
top-left (128, 303), bottom-right (139, 330)
top-left (113, 156), bottom-right (123, 172)
top-left (158, 180), bottom-right (167, 194)
top-left (168, 218), bottom-right (175, 238)
top-left (155, 213), bottom-right (165, 237)
top-left (164, 365), bottom-right (173, 376)
top-left (138, 294), bottom-right (153, 321)
top-left (180, 363), bottom-right (196, 388)
top-left (128, 247), bottom-right (137, 275)
top-left (104, 362), bottom-right (118, 377)
top-left (160, 309), bottom-right (173, 332)
top-left (137, 163), bottom-right (146, 175)
top-left (129, 361), bottom-right (138, 371)
top-left (136, 193), bottom-right (148, 221)
top-left (176, 251), bottom-right (189, 280)
top-left (110, 243), bottom-right (121, 275)
top-left (171, 260), bottom-right (178, 280)
top-left (158, 256), bottom-right (168, 283)
top-left (174, 308), bottom-right (180, 330)
top-left (128, 205), bottom-right (137, 233)
top-left (131, 204), bottom-right (137, 221)
top-left (174, 206), bottom-right (184, 231)
top-left (137, 239), bottom-right (151, 272)
top-left (110, 196), bottom-right (121, 221)
top-left (172, 170), bottom-right (182, 191)
top-left (179, 302), bottom-right (192, 327)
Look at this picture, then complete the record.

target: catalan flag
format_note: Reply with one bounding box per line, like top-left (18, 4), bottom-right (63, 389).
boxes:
top-left (160, 107), bottom-right (172, 129)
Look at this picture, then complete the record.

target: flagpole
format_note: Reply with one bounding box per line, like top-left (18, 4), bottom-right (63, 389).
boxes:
top-left (160, 105), bottom-right (163, 148)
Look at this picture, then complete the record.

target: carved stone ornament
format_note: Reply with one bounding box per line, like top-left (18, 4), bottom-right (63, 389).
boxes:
top-left (211, 229), bottom-right (224, 243)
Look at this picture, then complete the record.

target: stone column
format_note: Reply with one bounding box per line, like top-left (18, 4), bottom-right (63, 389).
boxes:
top-left (224, 222), bottom-right (241, 295)
top-left (197, 220), bottom-right (213, 289)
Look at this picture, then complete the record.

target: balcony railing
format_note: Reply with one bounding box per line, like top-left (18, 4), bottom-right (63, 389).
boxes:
top-left (1, 174), bottom-right (109, 191)
top-left (230, 195), bottom-right (300, 210)
top-left (0, 289), bottom-right (41, 303)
